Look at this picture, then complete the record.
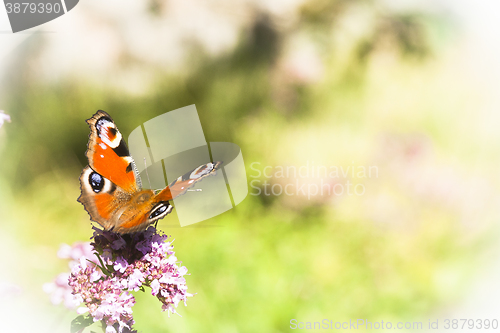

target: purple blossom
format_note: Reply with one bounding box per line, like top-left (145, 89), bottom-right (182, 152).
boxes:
top-left (113, 257), bottom-right (128, 273)
top-left (45, 226), bottom-right (192, 333)
top-left (127, 269), bottom-right (145, 291)
top-left (112, 238), bottom-right (127, 250)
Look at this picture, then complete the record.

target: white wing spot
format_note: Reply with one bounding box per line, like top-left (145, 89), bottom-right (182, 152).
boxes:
top-left (100, 155), bottom-right (104, 158)
top-left (100, 124), bottom-right (122, 149)
top-left (99, 143), bottom-right (107, 150)
top-left (188, 180), bottom-right (194, 184)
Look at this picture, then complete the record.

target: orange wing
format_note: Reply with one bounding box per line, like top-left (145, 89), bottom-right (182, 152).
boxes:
top-left (114, 162), bottom-right (222, 233)
top-left (79, 111), bottom-right (222, 234)
top-left (154, 161), bottom-right (222, 201)
top-left (85, 111), bottom-right (138, 193)
top-left (77, 166), bottom-right (124, 230)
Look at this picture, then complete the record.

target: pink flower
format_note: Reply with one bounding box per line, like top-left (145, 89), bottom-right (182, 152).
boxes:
top-left (47, 226), bottom-right (192, 332)
top-left (127, 269), bottom-right (145, 291)
top-left (114, 257), bottom-right (128, 273)
top-left (150, 279), bottom-right (160, 296)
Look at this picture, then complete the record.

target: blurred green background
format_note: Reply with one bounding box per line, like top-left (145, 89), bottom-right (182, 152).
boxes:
top-left (1, 0), bottom-right (500, 332)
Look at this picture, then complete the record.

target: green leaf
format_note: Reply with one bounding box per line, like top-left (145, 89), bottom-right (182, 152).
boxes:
top-left (86, 258), bottom-right (98, 266)
top-left (95, 253), bottom-right (112, 276)
top-left (71, 315), bottom-right (94, 333)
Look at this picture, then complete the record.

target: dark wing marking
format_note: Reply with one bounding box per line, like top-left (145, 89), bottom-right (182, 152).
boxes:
top-left (85, 110), bottom-right (139, 193)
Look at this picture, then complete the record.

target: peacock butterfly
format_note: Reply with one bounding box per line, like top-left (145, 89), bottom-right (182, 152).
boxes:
top-left (77, 110), bottom-right (221, 234)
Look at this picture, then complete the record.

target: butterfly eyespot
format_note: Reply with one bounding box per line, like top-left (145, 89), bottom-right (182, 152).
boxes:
top-left (95, 116), bottom-right (124, 150)
top-left (89, 172), bottom-right (104, 193)
top-left (79, 110), bottom-right (223, 234)
top-left (149, 202), bottom-right (171, 219)
top-left (95, 117), bottom-right (113, 133)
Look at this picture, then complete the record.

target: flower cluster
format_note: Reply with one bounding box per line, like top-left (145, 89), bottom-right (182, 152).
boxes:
top-left (45, 226), bottom-right (192, 333)
top-left (43, 242), bottom-right (97, 309)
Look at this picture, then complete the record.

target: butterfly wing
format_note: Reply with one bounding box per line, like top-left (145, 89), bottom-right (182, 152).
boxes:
top-left (154, 161), bottom-right (222, 201)
top-left (107, 162), bottom-right (221, 233)
top-left (84, 110), bottom-right (140, 193)
top-left (79, 110), bottom-right (142, 231)
top-left (112, 198), bottom-right (173, 234)
top-left (78, 166), bottom-right (129, 230)
top-left (79, 110), bottom-right (222, 234)
top-left (78, 165), bottom-right (174, 233)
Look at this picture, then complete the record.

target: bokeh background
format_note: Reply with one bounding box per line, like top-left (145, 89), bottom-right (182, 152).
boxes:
top-left (1, 0), bottom-right (500, 332)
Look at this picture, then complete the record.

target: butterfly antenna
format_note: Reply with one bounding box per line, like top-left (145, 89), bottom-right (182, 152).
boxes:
top-left (144, 157), bottom-right (152, 190)
top-left (188, 189), bottom-right (202, 192)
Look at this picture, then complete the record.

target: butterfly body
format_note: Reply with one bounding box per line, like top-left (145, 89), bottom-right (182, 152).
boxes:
top-left (78, 110), bottom-right (220, 234)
